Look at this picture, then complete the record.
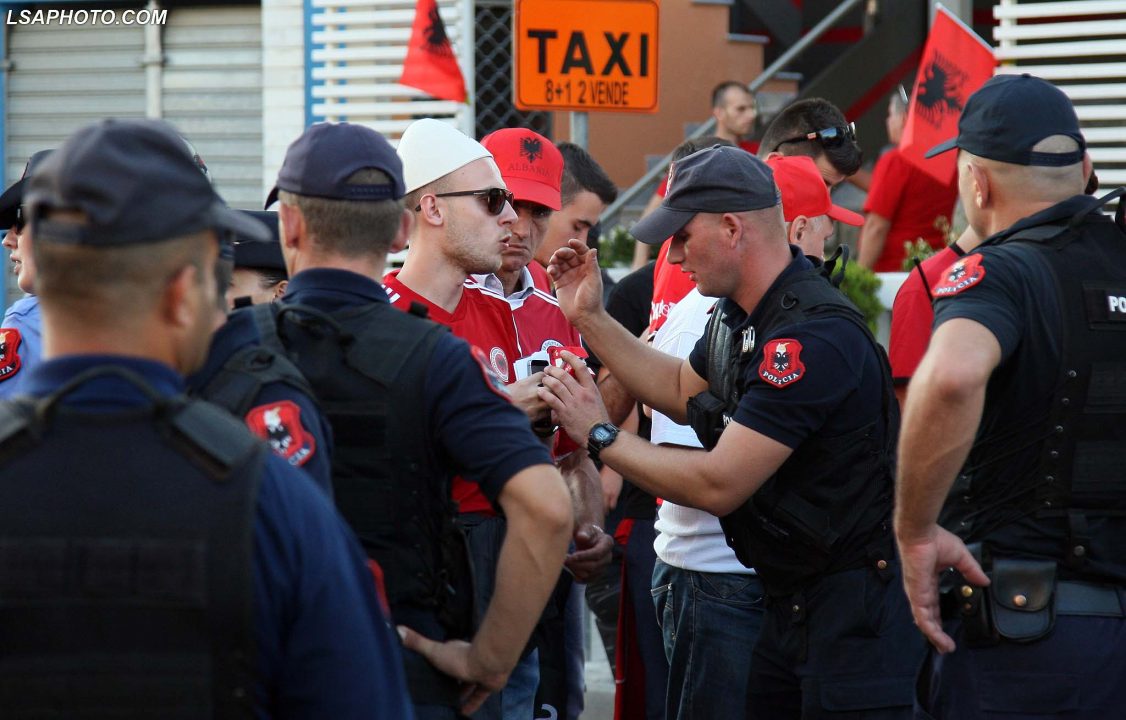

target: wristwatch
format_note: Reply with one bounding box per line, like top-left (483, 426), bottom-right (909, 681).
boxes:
top-left (587, 422), bottom-right (620, 463)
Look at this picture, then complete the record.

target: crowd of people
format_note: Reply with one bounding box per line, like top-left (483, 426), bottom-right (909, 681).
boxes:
top-left (0, 69), bottom-right (1123, 720)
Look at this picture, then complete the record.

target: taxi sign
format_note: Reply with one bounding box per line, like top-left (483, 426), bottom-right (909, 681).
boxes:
top-left (514, 0), bottom-right (659, 113)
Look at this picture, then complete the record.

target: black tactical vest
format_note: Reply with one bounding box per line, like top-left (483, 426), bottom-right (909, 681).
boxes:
top-left (688, 266), bottom-right (899, 596)
top-left (0, 366), bottom-right (262, 719)
top-left (196, 340), bottom-right (316, 419)
top-left (939, 191), bottom-right (1126, 581)
top-left (251, 301), bottom-right (474, 635)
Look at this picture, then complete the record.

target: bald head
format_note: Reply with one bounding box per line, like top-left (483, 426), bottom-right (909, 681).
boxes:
top-left (962, 135), bottom-right (1087, 204)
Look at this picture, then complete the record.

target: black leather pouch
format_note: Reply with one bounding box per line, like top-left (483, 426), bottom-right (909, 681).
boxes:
top-left (988, 558), bottom-right (1057, 643)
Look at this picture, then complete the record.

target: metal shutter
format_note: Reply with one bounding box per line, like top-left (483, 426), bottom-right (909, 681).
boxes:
top-left (5, 21), bottom-right (146, 185)
top-left (163, 5), bottom-right (263, 209)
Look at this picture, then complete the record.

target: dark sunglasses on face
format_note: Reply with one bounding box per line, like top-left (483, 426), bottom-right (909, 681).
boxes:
top-left (415, 187), bottom-right (515, 216)
top-left (12, 206), bottom-right (24, 233)
top-left (773, 123), bottom-right (857, 151)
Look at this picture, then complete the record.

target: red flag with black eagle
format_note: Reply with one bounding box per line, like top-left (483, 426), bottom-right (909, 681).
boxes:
top-left (399, 0), bottom-right (468, 103)
top-left (899, 5), bottom-right (995, 184)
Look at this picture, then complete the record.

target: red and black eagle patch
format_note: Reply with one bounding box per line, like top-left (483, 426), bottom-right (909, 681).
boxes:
top-left (933, 254), bottom-right (986, 297)
top-left (0, 328), bottom-right (22, 382)
top-left (471, 345), bottom-right (511, 400)
top-left (759, 338), bottom-right (806, 389)
top-left (245, 400), bottom-right (315, 467)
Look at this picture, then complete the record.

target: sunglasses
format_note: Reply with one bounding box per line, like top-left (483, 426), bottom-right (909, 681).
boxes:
top-left (416, 187), bottom-right (515, 216)
top-left (12, 206), bottom-right (24, 233)
top-left (773, 123), bottom-right (857, 151)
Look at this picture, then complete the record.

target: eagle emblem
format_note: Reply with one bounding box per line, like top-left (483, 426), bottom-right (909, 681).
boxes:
top-left (915, 51), bottom-right (968, 129)
top-left (520, 136), bottom-right (543, 163)
top-left (759, 338), bottom-right (806, 389)
top-left (423, 6), bottom-right (454, 57)
top-left (245, 400), bottom-right (315, 467)
top-left (933, 254), bottom-right (986, 297)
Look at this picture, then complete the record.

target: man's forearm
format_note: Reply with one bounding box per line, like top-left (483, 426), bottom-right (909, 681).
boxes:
top-left (471, 466), bottom-right (571, 677)
top-left (858, 214), bottom-right (891, 270)
top-left (560, 451), bottom-right (603, 530)
top-left (575, 309), bottom-right (691, 417)
top-left (895, 328), bottom-right (994, 541)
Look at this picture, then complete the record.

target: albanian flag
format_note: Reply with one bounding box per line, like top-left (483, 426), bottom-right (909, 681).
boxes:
top-left (899, 6), bottom-right (994, 183)
top-left (400, 0), bottom-right (468, 103)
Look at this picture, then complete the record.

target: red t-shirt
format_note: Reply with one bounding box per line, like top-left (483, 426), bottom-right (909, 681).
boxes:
top-left (649, 239), bottom-right (696, 333)
top-left (888, 244), bottom-right (966, 383)
top-left (384, 271), bottom-right (522, 515)
top-left (862, 147), bottom-right (959, 273)
top-left (528, 260), bottom-right (553, 294)
top-left (505, 286), bottom-right (585, 459)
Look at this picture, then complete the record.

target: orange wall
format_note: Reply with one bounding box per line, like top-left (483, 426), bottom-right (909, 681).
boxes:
top-left (550, 1), bottom-right (786, 189)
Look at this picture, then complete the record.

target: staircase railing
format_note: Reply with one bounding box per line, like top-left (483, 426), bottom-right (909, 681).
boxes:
top-left (599, 0), bottom-right (866, 229)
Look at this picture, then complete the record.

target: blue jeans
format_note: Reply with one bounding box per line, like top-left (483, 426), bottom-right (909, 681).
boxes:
top-left (651, 559), bottom-right (766, 720)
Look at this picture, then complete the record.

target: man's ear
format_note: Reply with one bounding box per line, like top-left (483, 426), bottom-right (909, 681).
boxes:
top-left (390, 207), bottom-right (413, 253)
top-left (968, 162), bottom-right (990, 209)
top-left (277, 202), bottom-right (304, 250)
top-left (788, 216), bottom-right (808, 244)
top-left (273, 279), bottom-right (288, 301)
top-left (721, 212), bottom-right (743, 248)
top-left (162, 263), bottom-right (196, 329)
top-left (416, 192), bottom-right (447, 227)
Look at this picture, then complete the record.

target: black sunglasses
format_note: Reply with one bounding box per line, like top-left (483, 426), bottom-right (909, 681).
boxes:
top-left (416, 187), bottom-right (514, 216)
top-left (773, 123), bottom-right (857, 151)
top-left (12, 206), bottom-right (24, 232)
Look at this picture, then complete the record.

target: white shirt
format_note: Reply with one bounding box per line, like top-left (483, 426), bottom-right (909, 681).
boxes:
top-left (651, 289), bottom-right (754, 575)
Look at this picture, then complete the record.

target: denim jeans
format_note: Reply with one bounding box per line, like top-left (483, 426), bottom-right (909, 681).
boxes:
top-left (651, 559), bottom-right (766, 720)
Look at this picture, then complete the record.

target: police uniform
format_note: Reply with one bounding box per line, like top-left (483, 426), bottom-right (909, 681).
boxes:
top-left (916, 191), bottom-right (1126, 717)
top-left (0, 295), bottom-right (40, 397)
top-left (687, 247), bottom-right (922, 718)
top-left (254, 267), bottom-right (552, 716)
top-left (187, 308), bottom-right (333, 495)
top-left (0, 118), bottom-right (412, 719)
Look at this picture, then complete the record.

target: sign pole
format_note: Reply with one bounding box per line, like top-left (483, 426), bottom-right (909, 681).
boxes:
top-left (570, 111), bottom-right (588, 150)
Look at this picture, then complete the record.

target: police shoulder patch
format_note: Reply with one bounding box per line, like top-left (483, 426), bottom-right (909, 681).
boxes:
top-left (471, 345), bottom-right (511, 400)
top-left (245, 400), bottom-right (315, 467)
top-left (0, 328), bottom-right (22, 382)
top-left (932, 254), bottom-right (986, 297)
top-left (759, 338), bottom-right (806, 389)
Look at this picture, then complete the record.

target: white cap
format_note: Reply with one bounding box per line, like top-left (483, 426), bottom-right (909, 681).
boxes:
top-left (398, 118), bottom-right (493, 194)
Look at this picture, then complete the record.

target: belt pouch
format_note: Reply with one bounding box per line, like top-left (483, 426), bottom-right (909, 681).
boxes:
top-left (988, 558), bottom-right (1057, 643)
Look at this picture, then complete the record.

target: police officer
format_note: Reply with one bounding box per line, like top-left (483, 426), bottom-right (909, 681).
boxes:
top-left (0, 150), bottom-right (53, 397)
top-left (896, 74), bottom-right (1126, 718)
top-left (0, 118), bottom-right (412, 718)
top-left (251, 121), bottom-right (572, 719)
top-left (540, 145), bottom-right (921, 718)
top-left (227, 210), bottom-right (288, 309)
top-left (187, 209), bottom-right (332, 495)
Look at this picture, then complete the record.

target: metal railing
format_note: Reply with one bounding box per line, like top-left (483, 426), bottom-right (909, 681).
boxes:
top-left (599, 0), bottom-right (866, 228)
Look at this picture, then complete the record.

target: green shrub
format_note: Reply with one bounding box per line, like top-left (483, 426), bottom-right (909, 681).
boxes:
top-left (839, 262), bottom-right (884, 334)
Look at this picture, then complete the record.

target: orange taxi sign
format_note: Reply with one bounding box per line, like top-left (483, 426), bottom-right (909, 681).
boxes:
top-left (514, 0), bottom-right (659, 113)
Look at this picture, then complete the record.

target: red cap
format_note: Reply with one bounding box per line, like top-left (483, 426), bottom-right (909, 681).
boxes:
top-left (766, 155), bottom-right (864, 227)
top-left (480, 129), bottom-right (563, 211)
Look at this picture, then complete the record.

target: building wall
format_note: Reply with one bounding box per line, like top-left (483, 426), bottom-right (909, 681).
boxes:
top-left (261, 0), bottom-right (306, 200)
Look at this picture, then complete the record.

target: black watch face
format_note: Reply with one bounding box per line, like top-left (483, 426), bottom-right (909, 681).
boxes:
top-left (592, 424), bottom-right (614, 445)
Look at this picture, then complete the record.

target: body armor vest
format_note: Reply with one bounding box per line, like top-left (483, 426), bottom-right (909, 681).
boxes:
top-left (0, 366), bottom-right (262, 719)
top-left (940, 191), bottom-right (1126, 580)
top-left (687, 266), bottom-right (898, 596)
top-left (251, 301), bottom-right (474, 635)
top-left (196, 340), bottom-right (315, 419)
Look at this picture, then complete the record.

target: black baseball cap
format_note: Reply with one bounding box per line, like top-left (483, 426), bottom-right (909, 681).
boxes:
top-left (26, 119), bottom-right (268, 247)
top-left (925, 74), bottom-right (1086, 166)
top-left (234, 210), bottom-right (286, 273)
top-left (631, 145), bottom-right (781, 245)
top-left (0, 150), bottom-right (53, 230)
top-left (265, 122), bottom-right (405, 208)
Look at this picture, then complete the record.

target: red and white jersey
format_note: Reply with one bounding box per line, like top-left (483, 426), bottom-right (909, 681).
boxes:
top-left (384, 270), bottom-right (522, 516)
top-left (472, 270), bottom-right (582, 355)
top-left (384, 269), bottom-right (521, 383)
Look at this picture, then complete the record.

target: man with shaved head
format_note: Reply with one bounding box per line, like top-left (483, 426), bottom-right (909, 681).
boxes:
top-left (896, 74), bottom-right (1126, 719)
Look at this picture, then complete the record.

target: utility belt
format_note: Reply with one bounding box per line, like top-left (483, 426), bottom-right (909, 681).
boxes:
top-left (941, 544), bottom-right (1125, 648)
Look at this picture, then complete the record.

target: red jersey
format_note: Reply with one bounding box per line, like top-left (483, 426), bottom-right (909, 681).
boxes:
top-left (649, 238), bottom-right (696, 332)
top-left (528, 261), bottom-right (553, 294)
top-left (888, 244), bottom-right (965, 383)
top-left (384, 271), bottom-right (523, 515)
top-left (862, 146), bottom-right (959, 273)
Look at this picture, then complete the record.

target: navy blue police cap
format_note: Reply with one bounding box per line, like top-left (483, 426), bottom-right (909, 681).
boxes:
top-left (925, 74), bottom-right (1086, 166)
top-left (26, 119), bottom-right (269, 247)
top-left (234, 210), bottom-right (286, 274)
top-left (0, 150), bottom-right (53, 230)
top-left (265, 122), bottom-right (405, 209)
top-left (631, 144), bottom-right (780, 245)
